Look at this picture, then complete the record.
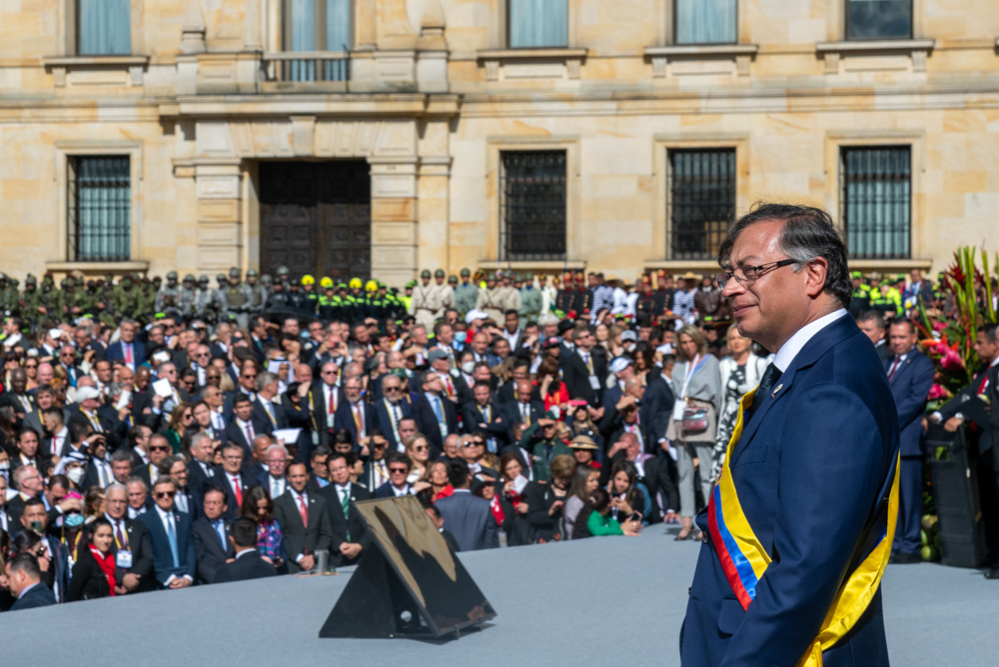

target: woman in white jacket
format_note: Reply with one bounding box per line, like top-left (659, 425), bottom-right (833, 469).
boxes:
top-left (712, 324), bottom-right (771, 482)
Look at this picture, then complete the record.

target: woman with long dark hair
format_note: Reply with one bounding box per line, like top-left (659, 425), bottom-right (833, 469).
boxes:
top-left (66, 517), bottom-right (119, 600)
top-left (241, 485), bottom-right (286, 572)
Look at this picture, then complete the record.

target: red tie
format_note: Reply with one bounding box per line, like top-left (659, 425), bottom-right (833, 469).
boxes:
top-left (298, 494), bottom-right (309, 527)
top-left (978, 373), bottom-right (990, 395)
top-left (125, 344), bottom-right (132, 365)
top-left (115, 521), bottom-right (125, 546)
top-left (231, 477), bottom-right (243, 507)
top-left (328, 388), bottom-right (335, 416)
top-left (888, 357), bottom-right (901, 381)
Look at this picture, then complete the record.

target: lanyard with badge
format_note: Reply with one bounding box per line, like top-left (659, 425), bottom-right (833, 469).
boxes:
top-left (673, 355), bottom-right (707, 420)
top-left (114, 524), bottom-right (133, 568)
top-left (584, 352), bottom-right (601, 390)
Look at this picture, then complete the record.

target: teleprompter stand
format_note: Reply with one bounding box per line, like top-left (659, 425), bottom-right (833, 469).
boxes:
top-left (319, 496), bottom-right (496, 639)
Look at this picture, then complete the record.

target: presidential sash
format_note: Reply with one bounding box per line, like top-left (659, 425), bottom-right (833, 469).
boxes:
top-left (707, 387), bottom-right (901, 667)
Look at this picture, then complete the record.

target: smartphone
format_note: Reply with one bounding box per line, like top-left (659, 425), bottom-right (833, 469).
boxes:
top-left (29, 520), bottom-right (43, 534)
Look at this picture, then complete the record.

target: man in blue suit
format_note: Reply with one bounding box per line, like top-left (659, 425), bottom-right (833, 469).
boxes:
top-left (6, 553), bottom-right (57, 610)
top-left (139, 476), bottom-right (196, 589)
top-left (434, 460), bottom-right (497, 551)
top-left (682, 204), bottom-right (899, 666)
top-left (884, 317), bottom-right (935, 563)
top-left (106, 319), bottom-right (146, 372)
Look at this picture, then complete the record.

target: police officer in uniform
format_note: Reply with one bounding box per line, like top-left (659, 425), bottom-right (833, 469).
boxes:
top-left (848, 270), bottom-right (871, 319)
top-left (410, 270), bottom-right (438, 330)
top-left (155, 271), bottom-right (182, 314)
top-left (301, 275), bottom-right (320, 316)
top-left (475, 273), bottom-right (505, 323)
top-left (193, 275), bottom-right (224, 324)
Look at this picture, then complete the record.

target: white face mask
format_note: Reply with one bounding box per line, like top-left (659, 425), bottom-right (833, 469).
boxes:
top-left (0, 462), bottom-right (9, 470)
top-left (67, 467), bottom-right (86, 485)
top-left (461, 361), bottom-right (475, 374)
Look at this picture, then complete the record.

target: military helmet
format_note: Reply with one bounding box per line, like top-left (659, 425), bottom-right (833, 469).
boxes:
top-left (460, 268), bottom-right (471, 278)
top-left (420, 269), bottom-right (431, 279)
top-left (199, 275), bottom-right (209, 284)
top-left (276, 266), bottom-right (290, 277)
top-left (87, 280), bottom-right (97, 290)
top-left (261, 274), bottom-right (273, 285)
top-left (320, 277), bottom-right (334, 289)
top-left (246, 269), bottom-right (258, 278)
top-left (216, 273), bottom-right (227, 285)
top-left (183, 274), bottom-right (196, 283)
top-left (60, 277), bottom-right (71, 289)
top-left (434, 269), bottom-right (445, 279)
top-left (365, 280), bottom-right (378, 292)
top-left (10, 278), bottom-right (18, 288)
top-left (0, 272), bottom-right (6, 282)
top-left (486, 272), bottom-right (496, 282)
top-left (448, 274), bottom-right (458, 285)
top-left (166, 271), bottom-right (178, 281)
top-left (25, 274), bottom-right (37, 286)
top-left (302, 274), bottom-right (315, 286)
top-left (349, 277), bottom-right (362, 290)
top-left (229, 267), bottom-right (241, 278)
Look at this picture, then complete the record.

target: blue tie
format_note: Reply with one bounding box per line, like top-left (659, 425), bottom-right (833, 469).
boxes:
top-left (166, 514), bottom-right (179, 568)
top-left (214, 520), bottom-right (226, 551)
top-left (432, 397), bottom-right (443, 422)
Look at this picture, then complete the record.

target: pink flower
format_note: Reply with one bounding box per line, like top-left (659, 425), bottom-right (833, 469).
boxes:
top-left (932, 322), bottom-right (946, 332)
top-left (928, 384), bottom-right (949, 400)
top-left (940, 348), bottom-right (965, 370)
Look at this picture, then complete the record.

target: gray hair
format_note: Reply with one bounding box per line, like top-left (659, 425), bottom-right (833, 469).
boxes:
top-left (257, 371), bottom-right (277, 392)
top-left (105, 482), bottom-right (128, 496)
top-left (108, 381), bottom-right (126, 400)
top-left (265, 444), bottom-right (289, 459)
top-left (126, 476), bottom-right (148, 492)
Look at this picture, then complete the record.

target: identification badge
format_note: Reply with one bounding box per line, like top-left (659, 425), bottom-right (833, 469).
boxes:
top-left (326, 414), bottom-right (335, 428)
top-left (116, 550), bottom-right (133, 568)
top-left (588, 375), bottom-right (601, 390)
top-left (311, 431), bottom-right (319, 445)
top-left (672, 399), bottom-right (687, 421)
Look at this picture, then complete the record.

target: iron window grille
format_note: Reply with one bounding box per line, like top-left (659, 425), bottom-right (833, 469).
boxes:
top-left (840, 146), bottom-right (911, 259)
top-left (67, 156), bottom-right (131, 262)
top-left (668, 148), bottom-right (736, 260)
top-left (500, 150), bottom-right (567, 261)
top-left (845, 0), bottom-right (912, 40)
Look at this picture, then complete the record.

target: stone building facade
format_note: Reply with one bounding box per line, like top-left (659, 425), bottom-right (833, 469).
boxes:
top-left (1, 0), bottom-right (998, 285)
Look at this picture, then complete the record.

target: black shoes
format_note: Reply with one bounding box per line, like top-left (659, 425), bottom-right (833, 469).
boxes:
top-left (984, 569), bottom-right (999, 580)
top-left (889, 551), bottom-right (922, 564)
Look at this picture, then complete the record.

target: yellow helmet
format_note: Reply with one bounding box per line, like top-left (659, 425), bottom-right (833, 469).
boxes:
top-left (320, 277), bottom-right (334, 289)
top-left (301, 274), bottom-right (315, 286)
top-left (349, 277), bottom-right (362, 289)
top-left (365, 279), bottom-right (378, 292)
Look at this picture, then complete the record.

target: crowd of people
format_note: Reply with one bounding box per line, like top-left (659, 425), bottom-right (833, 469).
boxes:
top-left (0, 255), bottom-right (994, 611)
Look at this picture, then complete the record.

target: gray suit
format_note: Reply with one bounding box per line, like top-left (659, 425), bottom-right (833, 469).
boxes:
top-left (434, 489), bottom-right (497, 552)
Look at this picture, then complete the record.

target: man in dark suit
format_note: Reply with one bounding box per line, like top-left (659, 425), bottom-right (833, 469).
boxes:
top-left (255, 443), bottom-right (291, 499)
top-left (320, 452), bottom-right (371, 567)
top-left (131, 434), bottom-right (171, 490)
top-left (495, 359), bottom-right (542, 404)
top-left (187, 432), bottom-right (218, 494)
top-left (104, 483), bottom-right (155, 594)
top-left (312, 361), bottom-right (343, 448)
top-left (374, 452), bottom-right (415, 498)
top-left (6, 554), bottom-right (57, 610)
top-left (191, 487), bottom-right (235, 585)
top-left (372, 372), bottom-right (413, 452)
top-left (644, 357), bottom-right (677, 455)
top-left (139, 476), bottom-right (196, 589)
top-left (461, 381), bottom-right (508, 451)
top-left (0, 368), bottom-right (35, 426)
top-left (411, 371), bottom-right (458, 456)
top-left (215, 442), bottom-right (252, 522)
top-left (883, 318), bottom-right (935, 563)
top-left (213, 517), bottom-right (277, 584)
top-left (562, 324), bottom-right (607, 406)
top-left (428, 349), bottom-right (471, 405)
top-left (106, 319), bottom-right (146, 371)
top-left (273, 462), bottom-right (333, 573)
top-left (251, 371), bottom-right (286, 435)
top-left (500, 379), bottom-right (545, 441)
top-left (857, 311), bottom-right (893, 362)
top-left (434, 460), bottom-right (497, 551)
top-left (682, 205), bottom-right (899, 665)
top-left (225, 394), bottom-right (258, 458)
top-left (333, 376), bottom-right (375, 450)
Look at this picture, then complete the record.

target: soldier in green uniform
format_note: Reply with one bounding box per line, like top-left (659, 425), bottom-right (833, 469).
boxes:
top-left (20, 275), bottom-right (45, 330)
top-left (113, 275), bottom-right (142, 320)
top-left (453, 268), bottom-right (478, 318)
top-left (848, 271), bottom-right (871, 319)
top-left (155, 271), bottom-right (182, 315)
top-left (180, 275), bottom-right (197, 319)
top-left (519, 272), bottom-right (542, 321)
top-left (0, 273), bottom-right (16, 316)
top-left (60, 277), bottom-right (85, 323)
top-left (39, 275), bottom-right (63, 322)
top-left (346, 277), bottom-right (366, 320)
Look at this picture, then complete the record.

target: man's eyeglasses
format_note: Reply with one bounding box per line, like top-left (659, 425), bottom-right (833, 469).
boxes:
top-left (718, 259), bottom-right (797, 288)
top-left (242, 373), bottom-right (257, 379)
top-left (389, 467), bottom-right (408, 474)
top-left (154, 491), bottom-right (176, 499)
top-left (384, 386), bottom-right (400, 392)
top-left (150, 445), bottom-right (170, 452)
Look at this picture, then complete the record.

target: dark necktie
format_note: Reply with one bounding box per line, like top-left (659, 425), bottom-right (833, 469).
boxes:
top-left (747, 364), bottom-right (783, 423)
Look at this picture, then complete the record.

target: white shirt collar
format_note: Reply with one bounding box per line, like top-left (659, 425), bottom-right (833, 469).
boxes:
top-left (772, 309), bottom-right (849, 373)
top-left (235, 547), bottom-right (255, 559)
top-left (155, 505), bottom-right (174, 521)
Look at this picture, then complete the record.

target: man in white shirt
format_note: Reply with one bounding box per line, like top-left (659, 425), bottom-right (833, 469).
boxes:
top-left (126, 478), bottom-right (149, 519)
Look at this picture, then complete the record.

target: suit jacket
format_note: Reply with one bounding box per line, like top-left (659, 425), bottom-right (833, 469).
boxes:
top-left (107, 340), bottom-right (146, 368)
top-left (496, 381), bottom-right (543, 405)
top-left (224, 420), bottom-right (257, 459)
top-left (374, 482), bottom-right (412, 499)
top-left (138, 507), bottom-right (197, 587)
top-left (333, 399), bottom-right (376, 448)
top-left (273, 490), bottom-right (333, 573)
top-left (320, 482), bottom-right (372, 566)
top-left (107, 517), bottom-right (155, 593)
top-left (214, 469), bottom-right (253, 521)
top-left (0, 392), bottom-right (35, 422)
top-left (251, 397), bottom-right (286, 435)
top-left (499, 399), bottom-right (546, 436)
top-left (310, 381), bottom-right (343, 447)
top-left (682, 314), bottom-right (898, 667)
top-left (9, 583), bottom-right (57, 610)
top-left (192, 516), bottom-right (235, 585)
top-left (372, 397), bottom-right (414, 452)
top-left (461, 401), bottom-right (509, 444)
top-left (411, 392), bottom-right (458, 455)
top-left (213, 549), bottom-right (276, 584)
top-left (187, 458), bottom-right (218, 495)
top-left (562, 348), bottom-right (608, 406)
top-left (884, 349), bottom-right (935, 457)
top-left (435, 489), bottom-right (497, 551)
top-left (642, 372), bottom-right (676, 445)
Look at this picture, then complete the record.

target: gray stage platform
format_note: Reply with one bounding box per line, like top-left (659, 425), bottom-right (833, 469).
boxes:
top-left (2, 526), bottom-right (995, 666)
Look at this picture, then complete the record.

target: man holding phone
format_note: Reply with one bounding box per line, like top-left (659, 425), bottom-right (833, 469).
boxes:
top-left (18, 497), bottom-right (69, 602)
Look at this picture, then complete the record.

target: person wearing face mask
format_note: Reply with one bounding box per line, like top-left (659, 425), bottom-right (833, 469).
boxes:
top-left (56, 451), bottom-right (89, 492)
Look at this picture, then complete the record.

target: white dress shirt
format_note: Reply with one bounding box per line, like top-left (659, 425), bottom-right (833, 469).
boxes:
top-left (772, 309), bottom-right (849, 373)
top-left (155, 505), bottom-right (192, 586)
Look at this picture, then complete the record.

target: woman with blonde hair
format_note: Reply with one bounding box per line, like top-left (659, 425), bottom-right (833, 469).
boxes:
top-left (161, 403), bottom-right (192, 455)
top-left (403, 433), bottom-right (432, 484)
top-left (668, 324), bottom-right (721, 541)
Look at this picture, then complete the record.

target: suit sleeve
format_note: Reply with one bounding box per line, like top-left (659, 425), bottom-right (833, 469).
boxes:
top-left (65, 552), bottom-right (91, 602)
top-left (315, 499), bottom-right (334, 553)
top-left (183, 521), bottom-right (197, 580)
top-left (895, 357), bottom-right (935, 427)
top-left (484, 507), bottom-right (498, 549)
top-left (132, 526), bottom-right (154, 578)
top-left (192, 525), bottom-right (215, 584)
top-left (719, 385), bottom-right (890, 666)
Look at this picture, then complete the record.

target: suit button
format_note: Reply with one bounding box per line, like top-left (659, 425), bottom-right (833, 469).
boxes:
top-left (702, 532), bottom-right (709, 544)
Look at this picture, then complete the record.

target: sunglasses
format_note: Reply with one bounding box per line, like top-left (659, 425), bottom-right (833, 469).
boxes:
top-left (154, 491), bottom-right (176, 499)
top-left (150, 445), bottom-right (170, 452)
top-left (413, 446), bottom-right (428, 453)
top-left (389, 467), bottom-right (408, 474)
top-left (243, 373), bottom-right (257, 379)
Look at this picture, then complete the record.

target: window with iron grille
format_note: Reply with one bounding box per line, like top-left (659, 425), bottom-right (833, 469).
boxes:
top-left (840, 146), bottom-right (911, 259)
top-left (668, 149), bottom-right (736, 260)
top-left (500, 151), bottom-right (567, 261)
top-left (67, 156), bottom-right (131, 262)
top-left (846, 0), bottom-right (912, 40)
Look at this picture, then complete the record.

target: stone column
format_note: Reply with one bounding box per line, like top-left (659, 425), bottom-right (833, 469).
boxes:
top-left (194, 160), bottom-right (244, 276)
top-left (369, 157), bottom-right (419, 288)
